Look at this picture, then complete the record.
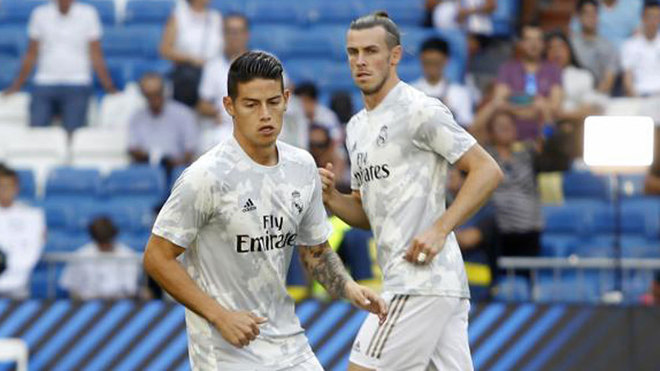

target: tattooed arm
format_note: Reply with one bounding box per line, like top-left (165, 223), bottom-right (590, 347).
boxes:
top-left (299, 242), bottom-right (388, 323)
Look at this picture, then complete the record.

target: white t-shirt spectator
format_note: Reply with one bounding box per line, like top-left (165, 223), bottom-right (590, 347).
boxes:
top-left (433, 0), bottom-right (493, 35)
top-left (0, 202), bottom-right (45, 298)
top-left (621, 33), bottom-right (660, 96)
top-left (561, 66), bottom-right (608, 111)
top-left (59, 242), bottom-right (140, 299)
top-left (412, 77), bottom-right (474, 127)
top-left (174, 1), bottom-right (223, 62)
top-left (28, 2), bottom-right (102, 85)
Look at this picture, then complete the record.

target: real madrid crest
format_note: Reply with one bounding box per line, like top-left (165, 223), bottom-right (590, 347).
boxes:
top-left (291, 190), bottom-right (303, 214)
top-left (377, 125), bottom-right (388, 146)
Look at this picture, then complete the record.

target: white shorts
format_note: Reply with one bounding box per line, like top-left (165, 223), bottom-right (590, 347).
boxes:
top-left (283, 355), bottom-right (323, 371)
top-left (349, 294), bottom-right (473, 371)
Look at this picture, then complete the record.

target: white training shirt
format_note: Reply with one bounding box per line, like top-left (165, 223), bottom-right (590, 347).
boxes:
top-left (152, 136), bottom-right (332, 370)
top-left (346, 82), bottom-right (475, 298)
top-left (28, 2), bottom-right (102, 86)
top-left (0, 202), bottom-right (45, 297)
top-left (59, 242), bottom-right (140, 300)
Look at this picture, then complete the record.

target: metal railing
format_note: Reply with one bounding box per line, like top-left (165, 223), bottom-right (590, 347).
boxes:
top-left (498, 257), bottom-right (660, 303)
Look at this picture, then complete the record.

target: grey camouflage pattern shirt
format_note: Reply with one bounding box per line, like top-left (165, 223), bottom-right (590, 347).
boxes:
top-left (346, 82), bottom-right (475, 298)
top-left (153, 136), bottom-right (332, 370)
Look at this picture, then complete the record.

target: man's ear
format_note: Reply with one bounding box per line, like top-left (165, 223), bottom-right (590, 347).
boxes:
top-left (283, 88), bottom-right (291, 111)
top-left (390, 45), bottom-right (403, 66)
top-left (223, 96), bottom-right (235, 117)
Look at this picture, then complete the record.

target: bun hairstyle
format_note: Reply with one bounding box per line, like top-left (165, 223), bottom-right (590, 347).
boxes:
top-left (349, 11), bottom-right (401, 49)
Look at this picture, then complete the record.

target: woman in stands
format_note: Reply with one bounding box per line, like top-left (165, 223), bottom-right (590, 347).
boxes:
top-left (160, 0), bottom-right (223, 108)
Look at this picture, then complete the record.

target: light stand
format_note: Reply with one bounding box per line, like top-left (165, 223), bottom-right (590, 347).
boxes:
top-left (583, 116), bottom-right (654, 301)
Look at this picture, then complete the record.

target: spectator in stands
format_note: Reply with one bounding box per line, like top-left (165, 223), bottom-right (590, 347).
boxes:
top-left (622, 2), bottom-right (660, 97)
top-left (494, 23), bottom-right (563, 140)
top-left (570, 0), bottom-right (620, 94)
top-left (432, 0), bottom-right (496, 36)
top-left (412, 37), bottom-right (474, 127)
top-left (644, 127), bottom-right (660, 195)
top-left (160, 0), bottom-right (223, 107)
top-left (197, 13), bottom-right (250, 153)
top-left (2, 0), bottom-right (116, 133)
top-left (547, 31), bottom-right (606, 126)
top-left (59, 217), bottom-right (140, 299)
top-left (128, 73), bottom-right (199, 171)
top-left (309, 124), bottom-right (350, 191)
top-left (483, 112), bottom-right (543, 259)
top-left (571, 0), bottom-right (644, 48)
top-left (0, 164), bottom-right (45, 298)
top-left (293, 82), bottom-right (343, 142)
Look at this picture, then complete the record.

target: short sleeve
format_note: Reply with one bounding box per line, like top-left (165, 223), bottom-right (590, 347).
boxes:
top-left (27, 7), bottom-right (44, 40)
top-left (411, 102), bottom-right (477, 164)
top-left (152, 166), bottom-right (214, 248)
top-left (297, 166), bottom-right (332, 246)
top-left (127, 112), bottom-right (144, 151)
top-left (86, 7), bottom-right (102, 41)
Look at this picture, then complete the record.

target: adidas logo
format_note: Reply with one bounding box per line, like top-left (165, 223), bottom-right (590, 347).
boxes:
top-left (242, 199), bottom-right (256, 212)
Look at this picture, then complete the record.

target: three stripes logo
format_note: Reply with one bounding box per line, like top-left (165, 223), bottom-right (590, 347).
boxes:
top-left (242, 199), bottom-right (256, 213)
top-left (365, 294), bottom-right (409, 359)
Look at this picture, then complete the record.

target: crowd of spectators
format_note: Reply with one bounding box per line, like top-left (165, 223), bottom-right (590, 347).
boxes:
top-left (1, 0), bottom-right (660, 301)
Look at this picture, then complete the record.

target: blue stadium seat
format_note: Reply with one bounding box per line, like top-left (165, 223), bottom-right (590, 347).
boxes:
top-left (573, 236), bottom-right (615, 257)
top-left (283, 58), bottom-right (334, 86)
top-left (491, 0), bottom-right (519, 36)
top-left (304, 1), bottom-right (363, 25)
top-left (621, 236), bottom-right (660, 258)
top-left (623, 271), bottom-right (654, 303)
top-left (397, 61), bottom-right (423, 83)
top-left (101, 27), bottom-right (146, 58)
top-left (170, 165), bottom-right (186, 188)
top-left (536, 274), bottom-right (601, 303)
top-left (45, 167), bottom-right (102, 202)
top-left (286, 31), bottom-right (336, 59)
top-left (46, 230), bottom-right (90, 252)
top-left (102, 165), bottom-right (166, 208)
top-left (318, 62), bottom-right (356, 93)
top-left (540, 234), bottom-right (576, 257)
top-left (15, 169), bottom-right (36, 202)
top-left (124, 0), bottom-right (174, 25)
top-left (542, 204), bottom-right (589, 234)
top-left (93, 59), bottom-right (127, 92)
top-left (210, 0), bottom-right (246, 15)
top-left (31, 261), bottom-right (68, 298)
top-left (79, 0), bottom-right (115, 25)
top-left (250, 25), bottom-right (296, 59)
top-left (585, 201), bottom-right (660, 238)
top-left (40, 200), bottom-right (76, 231)
top-left (494, 276), bottom-right (530, 302)
top-left (120, 231), bottom-right (151, 251)
top-left (246, 1), bottom-right (303, 25)
top-left (364, 0), bottom-right (425, 26)
top-left (0, 0), bottom-right (47, 25)
top-left (562, 171), bottom-right (612, 201)
top-left (0, 59), bottom-right (19, 90)
top-left (129, 59), bottom-right (172, 82)
top-left (0, 27), bottom-right (26, 58)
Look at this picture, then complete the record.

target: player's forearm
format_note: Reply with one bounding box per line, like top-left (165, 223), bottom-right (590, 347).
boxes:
top-left (144, 238), bottom-right (229, 323)
top-left (299, 243), bottom-right (353, 299)
top-left (437, 161), bottom-right (502, 234)
top-left (326, 190), bottom-right (371, 229)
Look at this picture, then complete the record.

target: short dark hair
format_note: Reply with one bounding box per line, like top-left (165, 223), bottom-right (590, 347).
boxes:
top-left (420, 37), bottom-right (450, 56)
top-left (349, 11), bottom-right (401, 49)
top-left (224, 12), bottom-right (250, 30)
top-left (644, 1), bottom-right (660, 13)
top-left (576, 0), bottom-right (598, 13)
top-left (517, 21), bottom-right (543, 39)
top-left (0, 163), bottom-right (18, 183)
top-left (294, 82), bottom-right (318, 100)
top-left (227, 51), bottom-right (284, 100)
top-left (88, 217), bottom-right (118, 245)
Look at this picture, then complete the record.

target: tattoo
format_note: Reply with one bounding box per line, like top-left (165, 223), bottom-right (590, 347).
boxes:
top-left (299, 242), bottom-right (351, 299)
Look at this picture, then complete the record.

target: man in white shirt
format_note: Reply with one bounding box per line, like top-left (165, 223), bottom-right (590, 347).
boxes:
top-left (320, 12), bottom-right (502, 370)
top-left (143, 51), bottom-right (386, 370)
top-left (197, 13), bottom-right (251, 153)
top-left (293, 82), bottom-right (343, 142)
top-left (622, 2), bottom-right (660, 97)
top-left (412, 37), bottom-right (474, 127)
top-left (60, 217), bottom-right (140, 299)
top-left (2, 0), bottom-right (116, 132)
top-left (0, 164), bottom-right (46, 298)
